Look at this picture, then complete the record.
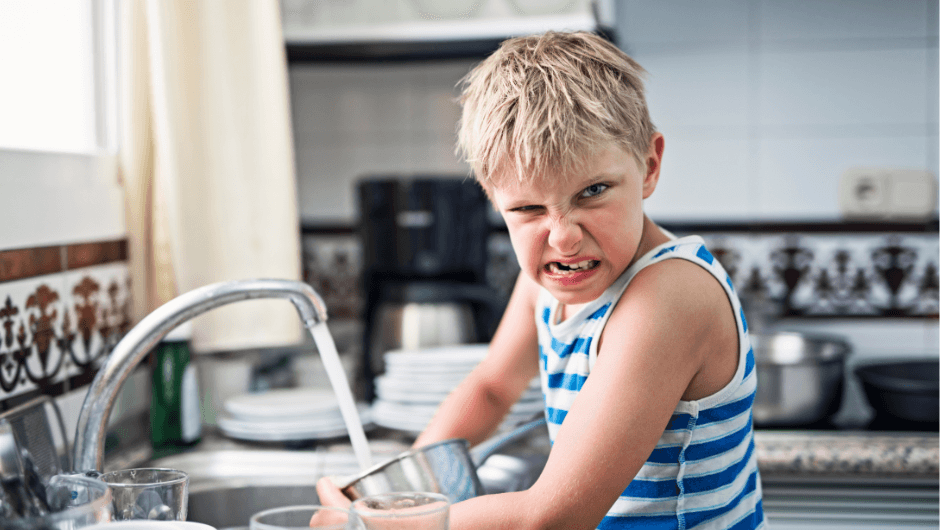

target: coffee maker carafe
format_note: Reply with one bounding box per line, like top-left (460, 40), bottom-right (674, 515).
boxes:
top-left (358, 177), bottom-right (505, 401)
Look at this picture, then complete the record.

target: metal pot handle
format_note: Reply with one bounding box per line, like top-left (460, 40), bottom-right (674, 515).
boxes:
top-left (469, 416), bottom-right (547, 467)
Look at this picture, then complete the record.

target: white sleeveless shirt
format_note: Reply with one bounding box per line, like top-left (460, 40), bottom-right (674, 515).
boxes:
top-left (535, 236), bottom-right (765, 529)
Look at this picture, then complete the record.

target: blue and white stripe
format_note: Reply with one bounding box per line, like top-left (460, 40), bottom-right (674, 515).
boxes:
top-left (536, 236), bottom-right (765, 529)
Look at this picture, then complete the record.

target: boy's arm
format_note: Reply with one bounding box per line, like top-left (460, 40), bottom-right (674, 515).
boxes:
top-left (445, 259), bottom-right (737, 530)
top-left (414, 272), bottom-right (542, 448)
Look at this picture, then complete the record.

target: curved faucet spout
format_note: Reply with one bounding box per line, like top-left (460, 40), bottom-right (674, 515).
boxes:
top-left (72, 278), bottom-right (328, 472)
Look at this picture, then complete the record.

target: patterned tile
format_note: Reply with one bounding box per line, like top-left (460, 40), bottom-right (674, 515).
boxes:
top-left (0, 242), bottom-right (130, 407)
top-left (699, 231), bottom-right (938, 318)
top-left (0, 273), bottom-right (70, 398)
top-left (302, 234), bottom-right (363, 320)
top-left (302, 228), bottom-right (938, 323)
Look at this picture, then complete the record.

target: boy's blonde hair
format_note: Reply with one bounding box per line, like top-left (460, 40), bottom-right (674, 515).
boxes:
top-left (457, 31), bottom-right (656, 190)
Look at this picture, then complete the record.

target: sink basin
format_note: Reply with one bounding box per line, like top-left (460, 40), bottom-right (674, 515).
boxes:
top-left (188, 483), bottom-right (319, 530)
top-left (150, 449), bottom-right (351, 529)
top-left (148, 435), bottom-right (547, 529)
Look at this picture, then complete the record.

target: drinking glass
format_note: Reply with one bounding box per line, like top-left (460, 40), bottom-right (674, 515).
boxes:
top-left (250, 505), bottom-right (360, 530)
top-left (100, 468), bottom-right (188, 521)
top-left (351, 492), bottom-right (449, 530)
top-left (6, 473), bottom-right (112, 529)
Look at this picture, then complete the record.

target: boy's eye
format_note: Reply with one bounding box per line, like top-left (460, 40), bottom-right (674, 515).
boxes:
top-left (581, 183), bottom-right (608, 198)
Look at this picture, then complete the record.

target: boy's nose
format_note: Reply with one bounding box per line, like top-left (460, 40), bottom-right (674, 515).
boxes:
top-left (547, 218), bottom-right (582, 254)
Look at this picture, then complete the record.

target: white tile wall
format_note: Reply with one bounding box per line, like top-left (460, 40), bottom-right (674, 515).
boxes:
top-left (641, 50), bottom-right (751, 132)
top-left (615, 0), bottom-right (751, 51)
top-left (779, 319), bottom-right (939, 362)
top-left (290, 61), bottom-right (474, 222)
top-left (614, 0), bottom-right (939, 222)
top-left (0, 149), bottom-right (125, 251)
top-left (643, 137), bottom-right (752, 220)
top-left (756, 136), bottom-right (930, 219)
top-left (758, 48), bottom-right (928, 128)
top-left (758, 0), bottom-right (930, 43)
top-left (290, 1), bottom-right (937, 223)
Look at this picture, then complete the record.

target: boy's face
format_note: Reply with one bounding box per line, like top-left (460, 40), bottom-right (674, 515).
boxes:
top-left (489, 140), bottom-right (662, 306)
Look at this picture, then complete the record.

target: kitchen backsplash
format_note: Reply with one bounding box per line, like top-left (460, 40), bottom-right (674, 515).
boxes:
top-left (0, 240), bottom-right (131, 406)
top-left (303, 224), bottom-right (940, 324)
top-left (4, 226), bottom-right (932, 410)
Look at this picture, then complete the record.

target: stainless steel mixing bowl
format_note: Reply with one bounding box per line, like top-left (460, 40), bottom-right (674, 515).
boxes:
top-left (752, 331), bottom-right (851, 427)
top-left (340, 417), bottom-right (547, 503)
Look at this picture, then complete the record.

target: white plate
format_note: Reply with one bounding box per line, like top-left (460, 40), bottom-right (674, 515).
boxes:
top-left (371, 399), bottom-right (544, 435)
top-left (218, 404), bottom-right (373, 442)
top-left (223, 388), bottom-right (340, 421)
top-left (375, 387), bottom-right (448, 404)
top-left (381, 371), bottom-right (468, 386)
top-left (384, 344), bottom-right (489, 365)
top-left (374, 374), bottom-right (461, 394)
top-left (372, 399), bottom-right (438, 417)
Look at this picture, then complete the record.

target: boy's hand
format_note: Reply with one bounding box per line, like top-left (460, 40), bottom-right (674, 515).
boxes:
top-left (309, 476), bottom-right (352, 527)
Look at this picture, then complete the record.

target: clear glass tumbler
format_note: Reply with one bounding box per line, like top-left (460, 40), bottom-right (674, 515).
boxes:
top-left (351, 492), bottom-right (450, 530)
top-left (100, 467), bottom-right (189, 521)
top-left (6, 473), bottom-right (112, 529)
top-left (250, 505), bottom-right (361, 530)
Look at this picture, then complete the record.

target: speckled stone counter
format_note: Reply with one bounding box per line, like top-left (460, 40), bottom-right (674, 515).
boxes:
top-left (755, 430), bottom-right (939, 480)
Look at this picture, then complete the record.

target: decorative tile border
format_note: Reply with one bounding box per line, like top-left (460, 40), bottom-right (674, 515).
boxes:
top-left (302, 234), bottom-right (362, 320)
top-left (1, 240), bottom-right (127, 282)
top-left (302, 225), bottom-right (939, 321)
top-left (694, 232), bottom-right (938, 318)
top-left (0, 240), bottom-right (130, 408)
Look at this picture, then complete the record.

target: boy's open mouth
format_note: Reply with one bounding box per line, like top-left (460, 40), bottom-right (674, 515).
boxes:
top-left (546, 260), bottom-right (600, 274)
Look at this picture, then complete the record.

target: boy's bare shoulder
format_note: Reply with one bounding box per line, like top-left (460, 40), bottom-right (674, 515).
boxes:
top-left (599, 257), bottom-right (738, 399)
top-left (610, 256), bottom-right (733, 339)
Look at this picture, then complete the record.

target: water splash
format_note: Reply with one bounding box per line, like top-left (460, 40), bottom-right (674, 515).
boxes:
top-left (309, 322), bottom-right (373, 470)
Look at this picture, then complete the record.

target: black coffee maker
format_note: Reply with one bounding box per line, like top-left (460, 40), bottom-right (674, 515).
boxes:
top-left (357, 177), bottom-right (505, 401)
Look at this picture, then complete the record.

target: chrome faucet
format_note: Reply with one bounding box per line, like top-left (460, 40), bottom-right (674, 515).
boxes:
top-left (72, 279), bottom-right (328, 472)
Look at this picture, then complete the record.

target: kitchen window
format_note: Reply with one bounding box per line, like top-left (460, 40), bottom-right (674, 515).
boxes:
top-left (0, 0), bottom-right (118, 153)
top-left (0, 0), bottom-right (122, 252)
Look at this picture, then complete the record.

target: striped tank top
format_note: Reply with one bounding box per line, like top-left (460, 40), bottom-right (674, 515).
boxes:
top-left (536, 235), bottom-right (765, 529)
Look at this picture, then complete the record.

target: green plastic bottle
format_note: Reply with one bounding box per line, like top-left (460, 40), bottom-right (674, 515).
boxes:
top-left (151, 323), bottom-right (201, 456)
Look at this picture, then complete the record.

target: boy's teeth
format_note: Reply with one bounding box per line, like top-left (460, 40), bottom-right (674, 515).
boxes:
top-left (550, 260), bottom-right (597, 272)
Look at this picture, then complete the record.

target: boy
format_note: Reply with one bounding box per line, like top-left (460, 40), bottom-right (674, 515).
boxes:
top-left (319, 31), bottom-right (765, 529)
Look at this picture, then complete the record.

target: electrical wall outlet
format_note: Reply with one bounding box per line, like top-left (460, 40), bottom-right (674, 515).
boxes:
top-left (839, 167), bottom-right (938, 221)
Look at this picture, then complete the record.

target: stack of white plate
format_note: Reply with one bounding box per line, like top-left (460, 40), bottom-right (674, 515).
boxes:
top-left (218, 388), bottom-right (373, 443)
top-left (372, 344), bottom-right (543, 435)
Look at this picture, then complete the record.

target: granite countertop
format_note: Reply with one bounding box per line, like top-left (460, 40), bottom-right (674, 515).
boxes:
top-left (133, 424), bottom-right (940, 484)
top-left (754, 429), bottom-right (939, 480)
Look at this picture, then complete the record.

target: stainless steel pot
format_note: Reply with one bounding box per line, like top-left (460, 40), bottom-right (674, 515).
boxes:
top-left (340, 417), bottom-right (547, 503)
top-left (752, 331), bottom-right (851, 427)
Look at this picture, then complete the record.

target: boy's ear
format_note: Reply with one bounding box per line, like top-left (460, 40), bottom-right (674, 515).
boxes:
top-left (642, 133), bottom-right (665, 199)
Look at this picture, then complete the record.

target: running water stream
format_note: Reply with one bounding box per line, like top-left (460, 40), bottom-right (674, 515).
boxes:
top-left (309, 322), bottom-right (374, 471)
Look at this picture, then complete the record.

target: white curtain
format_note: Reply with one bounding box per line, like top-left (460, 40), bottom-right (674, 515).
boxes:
top-left (119, 0), bottom-right (303, 352)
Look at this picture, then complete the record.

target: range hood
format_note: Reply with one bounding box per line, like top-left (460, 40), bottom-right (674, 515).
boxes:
top-left (282, 0), bottom-right (616, 62)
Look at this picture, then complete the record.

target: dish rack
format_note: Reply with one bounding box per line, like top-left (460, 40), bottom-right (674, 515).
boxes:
top-left (0, 395), bottom-right (70, 481)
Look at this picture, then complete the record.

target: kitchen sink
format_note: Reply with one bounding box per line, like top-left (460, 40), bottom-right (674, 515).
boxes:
top-left (149, 448), bottom-right (362, 529)
top-left (187, 483), bottom-right (319, 530)
top-left (148, 433), bottom-right (548, 529)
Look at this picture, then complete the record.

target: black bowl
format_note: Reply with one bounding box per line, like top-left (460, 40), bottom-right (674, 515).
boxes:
top-left (855, 360), bottom-right (939, 425)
